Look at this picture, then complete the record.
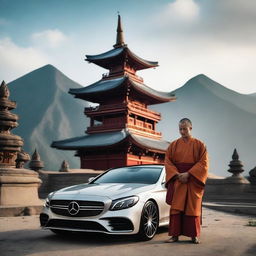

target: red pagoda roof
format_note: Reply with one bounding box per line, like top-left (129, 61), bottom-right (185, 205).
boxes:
top-left (85, 15), bottom-right (158, 71)
top-left (51, 129), bottom-right (169, 153)
top-left (86, 46), bottom-right (158, 71)
top-left (69, 76), bottom-right (175, 105)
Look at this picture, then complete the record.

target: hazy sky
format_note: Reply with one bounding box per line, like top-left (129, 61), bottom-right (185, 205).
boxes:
top-left (1, 0), bottom-right (255, 94)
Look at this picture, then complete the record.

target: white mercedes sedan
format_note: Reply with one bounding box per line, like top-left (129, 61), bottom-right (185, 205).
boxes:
top-left (40, 165), bottom-right (170, 240)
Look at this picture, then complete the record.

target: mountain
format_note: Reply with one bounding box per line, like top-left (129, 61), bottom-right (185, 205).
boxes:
top-left (249, 93), bottom-right (256, 97)
top-left (8, 67), bottom-right (255, 176)
top-left (153, 74), bottom-right (256, 176)
top-left (8, 65), bottom-right (89, 170)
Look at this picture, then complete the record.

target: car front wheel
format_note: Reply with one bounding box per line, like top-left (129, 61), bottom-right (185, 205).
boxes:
top-left (138, 200), bottom-right (159, 240)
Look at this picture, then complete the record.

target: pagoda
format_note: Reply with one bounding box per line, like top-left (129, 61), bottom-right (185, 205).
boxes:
top-left (52, 16), bottom-right (175, 170)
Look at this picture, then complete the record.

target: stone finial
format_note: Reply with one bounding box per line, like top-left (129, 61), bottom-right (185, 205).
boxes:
top-left (29, 149), bottom-right (44, 171)
top-left (0, 80), bottom-right (10, 99)
top-left (232, 148), bottom-right (239, 160)
top-left (15, 149), bottom-right (30, 168)
top-left (227, 148), bottom-right (244, 176)
top-left (59, 160), bottom-right (69, 172)
top-left (32, 149), bottom-right (40, 161)
top-left (249, 166), bottom-right (256, 185)
top-left (225, 148), bottom-right (249, 184)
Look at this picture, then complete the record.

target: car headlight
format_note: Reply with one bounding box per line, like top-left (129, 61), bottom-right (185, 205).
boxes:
top-left (110, 196), bottom-right (139, 211)
top-left (44, 197), bottom-right (50, 208)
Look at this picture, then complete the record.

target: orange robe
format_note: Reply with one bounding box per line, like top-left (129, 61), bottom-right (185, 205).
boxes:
top-left (165, 137), bottom-right (209, 216)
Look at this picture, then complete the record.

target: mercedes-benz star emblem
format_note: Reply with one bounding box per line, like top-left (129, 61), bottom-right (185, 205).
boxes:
top-left (68, 201), bottom-right (80, 215)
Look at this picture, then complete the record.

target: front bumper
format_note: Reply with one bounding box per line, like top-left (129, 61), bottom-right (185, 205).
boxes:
top-left (40, 198), bottom-right (144, 235)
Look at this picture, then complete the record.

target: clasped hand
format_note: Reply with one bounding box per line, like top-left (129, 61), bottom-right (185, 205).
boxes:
top-left (177, 172), bottom-right (189, 183)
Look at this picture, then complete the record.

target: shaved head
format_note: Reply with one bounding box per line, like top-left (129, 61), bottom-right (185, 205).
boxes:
top-left (179, 118), bottom-right (192, 127)
top-left (179, 118), bottom-right (192, 139)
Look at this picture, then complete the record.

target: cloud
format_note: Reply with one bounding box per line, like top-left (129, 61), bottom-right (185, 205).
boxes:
top-left (0, 37), bottom-right (49, 82)
top-left (139, 38), bottom-right (256, 94)
top-left (155, 0), bottom-right (200, 27)
top-left (167, 0), bottom-right (200, 21)
top-left (32, 29), bottom-right (68, 48)
top-left (0, 29), bottom-right (69, 82)
top-left (153, 0), bottom-right (256, 45)
top-left (140, 0), bottom-right (256, 94)
top-left (212, 0), bottom-right (256, 22)
top-left (196, 0), bottom-right (256, 45)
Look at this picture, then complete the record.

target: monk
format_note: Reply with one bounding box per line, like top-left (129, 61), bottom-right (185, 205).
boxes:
top-left (164, 118), bottom-right (209, 244)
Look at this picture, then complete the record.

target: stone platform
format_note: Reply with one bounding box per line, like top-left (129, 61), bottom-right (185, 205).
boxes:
top-left (0, 168), bottom-right (42, 205)
top-left (0, 204), bottom-right (43, 217)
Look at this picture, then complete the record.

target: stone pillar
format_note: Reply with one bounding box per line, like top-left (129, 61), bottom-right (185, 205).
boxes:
top-left (225, 148), bottom-right (249, 184)
top-left (0, 81), bottom-right (42, 206)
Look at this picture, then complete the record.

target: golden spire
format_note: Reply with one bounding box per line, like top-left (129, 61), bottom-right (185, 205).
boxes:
top-left (113, 14), bottom-right (126, 48)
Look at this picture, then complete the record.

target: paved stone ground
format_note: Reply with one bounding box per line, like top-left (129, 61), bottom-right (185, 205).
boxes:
top-left (0, 207), bottom-right (255, 256)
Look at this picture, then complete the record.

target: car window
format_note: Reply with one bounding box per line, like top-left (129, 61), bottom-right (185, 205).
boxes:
top-left (92, 166), bottom-right (163, 184)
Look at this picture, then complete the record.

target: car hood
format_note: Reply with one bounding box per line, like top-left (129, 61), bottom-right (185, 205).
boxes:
top-left (51, 183), bottom-right (156, 200)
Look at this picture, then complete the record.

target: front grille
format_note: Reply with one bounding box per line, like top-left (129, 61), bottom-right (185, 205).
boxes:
top-left (103, 217), bottom-right (134, 231)
top-left (50, 200), bottom-right (103, 207)
top-left (46, 219), bottom-right (107, 232)
top-left (49, 200), bottom-right (104, 217)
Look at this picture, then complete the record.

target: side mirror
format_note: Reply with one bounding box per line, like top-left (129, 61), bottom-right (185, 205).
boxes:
top-left (88, 177), bottom-right (95, 183)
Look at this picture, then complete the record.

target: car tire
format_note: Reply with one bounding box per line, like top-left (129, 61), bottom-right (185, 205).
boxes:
top-left (138, 200), bottom-right (159, 240)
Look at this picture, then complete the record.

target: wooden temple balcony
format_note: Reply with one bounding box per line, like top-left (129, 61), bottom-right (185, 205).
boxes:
top-left (86, 122), bottom-right (161, 139)
top-left (84, 103), bottom-right (126, 115)
top-left (127, 102), bottom-right (161, 121)
top-left (126, 124), bottom-right (162, 139)
top-left (85, 102), bottom-right (161, 122)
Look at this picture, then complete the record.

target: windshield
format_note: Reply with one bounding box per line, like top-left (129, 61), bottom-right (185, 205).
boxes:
top-left (92, 166), bottom-right (163, 184)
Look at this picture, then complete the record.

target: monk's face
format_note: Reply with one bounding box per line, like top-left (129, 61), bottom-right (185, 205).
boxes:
top-left (179, 122), bottom-right (192, 139)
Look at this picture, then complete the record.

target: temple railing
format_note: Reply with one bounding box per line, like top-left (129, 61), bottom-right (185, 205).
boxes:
top-left (84, 103), bottom-right (126, 114)
top-left (126, 124), bottom-right (162, 137)
top-left (127, 102), bottom-right (161, 120)
top-left (85, 102), bottom-right (161, 120)
top-left (87, 122), bottom-right (161, 138)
